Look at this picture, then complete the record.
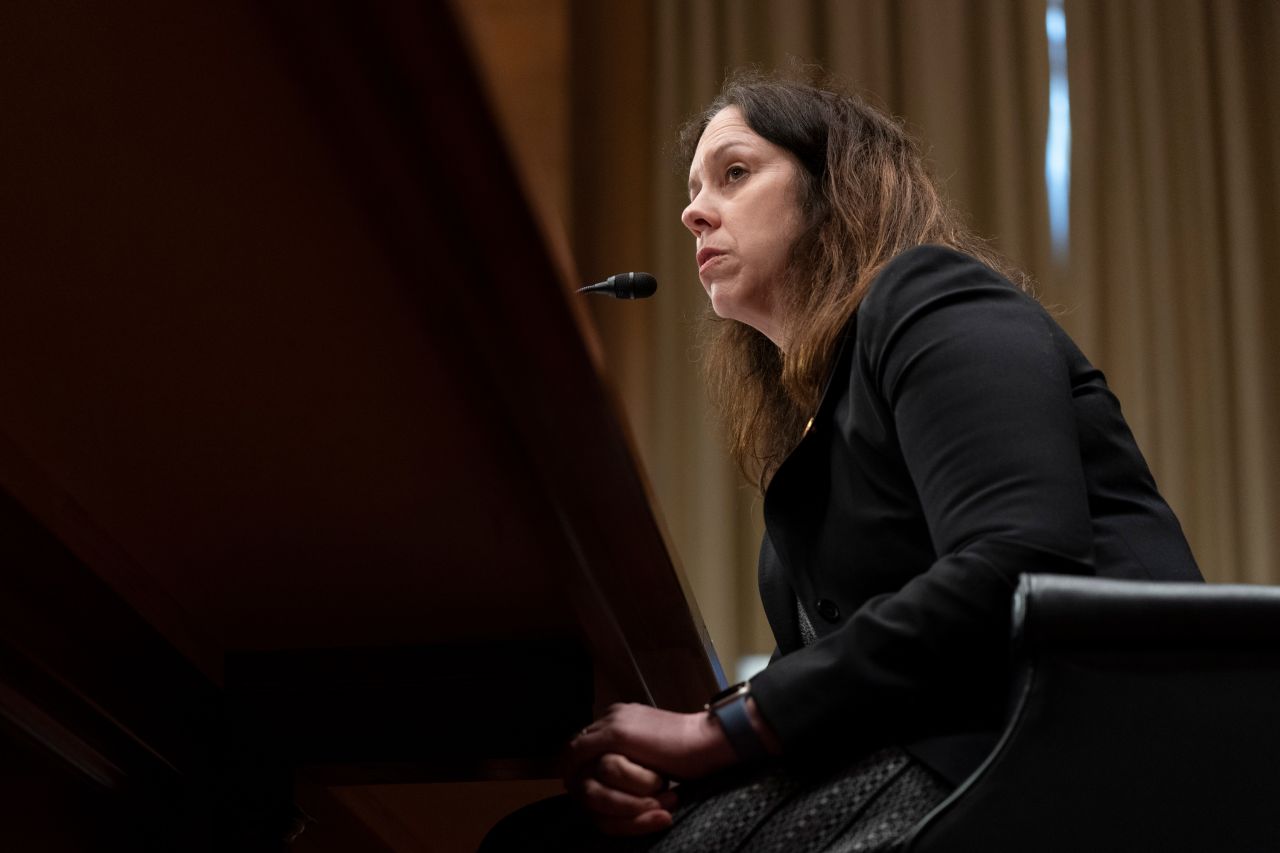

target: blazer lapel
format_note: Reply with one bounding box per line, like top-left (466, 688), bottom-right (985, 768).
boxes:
top-left (757, 530), bottom-right (801, 652)
top-left (762, 321), bottom-right (857, 584)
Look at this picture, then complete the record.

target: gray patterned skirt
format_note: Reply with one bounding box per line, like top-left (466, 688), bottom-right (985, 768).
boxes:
top-left (480, 747), bottom-right (951, 853)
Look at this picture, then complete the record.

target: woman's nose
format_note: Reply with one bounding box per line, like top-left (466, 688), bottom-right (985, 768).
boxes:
top-left (681, 192), bottom-right (717, 237)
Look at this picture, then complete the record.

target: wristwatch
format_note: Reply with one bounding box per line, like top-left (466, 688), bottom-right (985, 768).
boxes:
top-left (705, 681), bottom-right (770, 763)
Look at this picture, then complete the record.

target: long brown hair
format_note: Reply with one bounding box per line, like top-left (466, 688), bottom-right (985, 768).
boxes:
top-left (678, 70), bottom-right (1029, 492)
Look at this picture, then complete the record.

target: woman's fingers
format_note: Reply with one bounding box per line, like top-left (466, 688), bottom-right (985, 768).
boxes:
top-left (579, 776), bottom-right (667, 818)
top-left (566, 750), bottom-right (679, 837)
top-left (594, 808), bottom-right (675, 837)
top-left (594, 753), bottom-right (668, 797)
top-left (565, 723), bottom-right (615, 779)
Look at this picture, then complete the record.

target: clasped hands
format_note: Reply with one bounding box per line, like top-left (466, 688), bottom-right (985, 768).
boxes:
top-left (564, 703), bottom-right (737, 836)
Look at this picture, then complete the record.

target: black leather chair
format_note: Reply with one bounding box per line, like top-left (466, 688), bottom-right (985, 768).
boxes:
top-left (903, 573), bottom-right (1280, 852)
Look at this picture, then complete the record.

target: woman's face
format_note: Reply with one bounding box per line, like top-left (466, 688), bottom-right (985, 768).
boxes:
top-left (682, 106), bottom-right (807, 348)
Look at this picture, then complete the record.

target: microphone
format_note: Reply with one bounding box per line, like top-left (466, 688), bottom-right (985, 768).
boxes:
top-left (577, 271), bottom-right (657, 299)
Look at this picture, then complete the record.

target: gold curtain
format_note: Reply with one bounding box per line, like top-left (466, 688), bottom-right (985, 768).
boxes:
top-left (571, 0), bottom-right (1280, 674)
top-left (1059, 0), bottom-right (1280, 584)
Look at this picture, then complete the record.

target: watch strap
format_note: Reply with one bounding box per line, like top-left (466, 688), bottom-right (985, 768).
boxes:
top-left (707, 684), bottom-right (770, 763)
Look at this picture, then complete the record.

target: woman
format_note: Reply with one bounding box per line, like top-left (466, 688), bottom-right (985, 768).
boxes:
top-left (487, 72), bottom-right (1201, 852)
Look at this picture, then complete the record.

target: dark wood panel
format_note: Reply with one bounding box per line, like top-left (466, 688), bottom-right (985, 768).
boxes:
top-left (226, 641), bottom-right (592, 784)
top-left (0, 0), bottom-right (576, 655)
top-left (0, 0), bottom-right (721, 847)
top-left (0, 485), bottom-right (221, 849)
top-left (260, 0), bottom-right (723, 711)
top-left (0, 486), bottom-right (218, 792)
top-left (0, 0), bottom-right (719, 708)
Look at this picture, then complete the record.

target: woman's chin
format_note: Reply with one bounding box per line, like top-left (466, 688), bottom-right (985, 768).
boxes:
top-left (706, 285), bottom-right (737, 321)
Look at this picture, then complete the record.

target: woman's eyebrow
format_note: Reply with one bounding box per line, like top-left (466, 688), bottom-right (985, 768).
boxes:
top-left (687, 139), bottom-right (754, 194)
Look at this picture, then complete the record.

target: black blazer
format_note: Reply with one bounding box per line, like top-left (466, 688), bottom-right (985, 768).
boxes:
top-left (748, 245), bottom-right (1201, 782)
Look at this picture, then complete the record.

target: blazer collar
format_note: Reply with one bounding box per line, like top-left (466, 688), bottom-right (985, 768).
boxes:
top-left (811, 320), bottom-right (857, 426)
top-left (777, 318), bottom-right (857, 463)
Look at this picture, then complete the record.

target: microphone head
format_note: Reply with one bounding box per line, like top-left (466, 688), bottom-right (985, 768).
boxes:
top-left (577, 272), bottom-right (658, 299)
top-left (612, 271), bottom-right (657, 299)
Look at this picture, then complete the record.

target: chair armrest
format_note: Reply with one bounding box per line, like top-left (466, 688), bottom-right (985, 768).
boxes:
top-left (1014, 573), bottom-right (1280, 652)
top-left (905, 574), bottom-right (1280, 853)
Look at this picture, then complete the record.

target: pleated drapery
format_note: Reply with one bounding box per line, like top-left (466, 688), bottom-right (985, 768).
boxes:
top-left (1060, 0), bottom-right (1280, 585)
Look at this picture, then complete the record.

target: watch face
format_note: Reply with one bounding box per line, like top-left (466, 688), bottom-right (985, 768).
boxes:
top-left (706, 681), bottom-right (750, 710)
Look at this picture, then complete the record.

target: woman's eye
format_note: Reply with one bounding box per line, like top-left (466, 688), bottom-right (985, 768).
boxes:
top-left (726, 165), bottom-right (747, 182)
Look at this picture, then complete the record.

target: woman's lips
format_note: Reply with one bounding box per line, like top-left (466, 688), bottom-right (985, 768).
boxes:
top-left (697, 248), bottom-right (726, 272)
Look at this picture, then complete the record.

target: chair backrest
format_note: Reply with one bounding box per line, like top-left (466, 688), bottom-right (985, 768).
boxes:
top-left (904, 573), bottom-right (1280, 853)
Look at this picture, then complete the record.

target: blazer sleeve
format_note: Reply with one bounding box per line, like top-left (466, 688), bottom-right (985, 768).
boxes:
top-left (749, 246), bottom-right (1096, 753)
